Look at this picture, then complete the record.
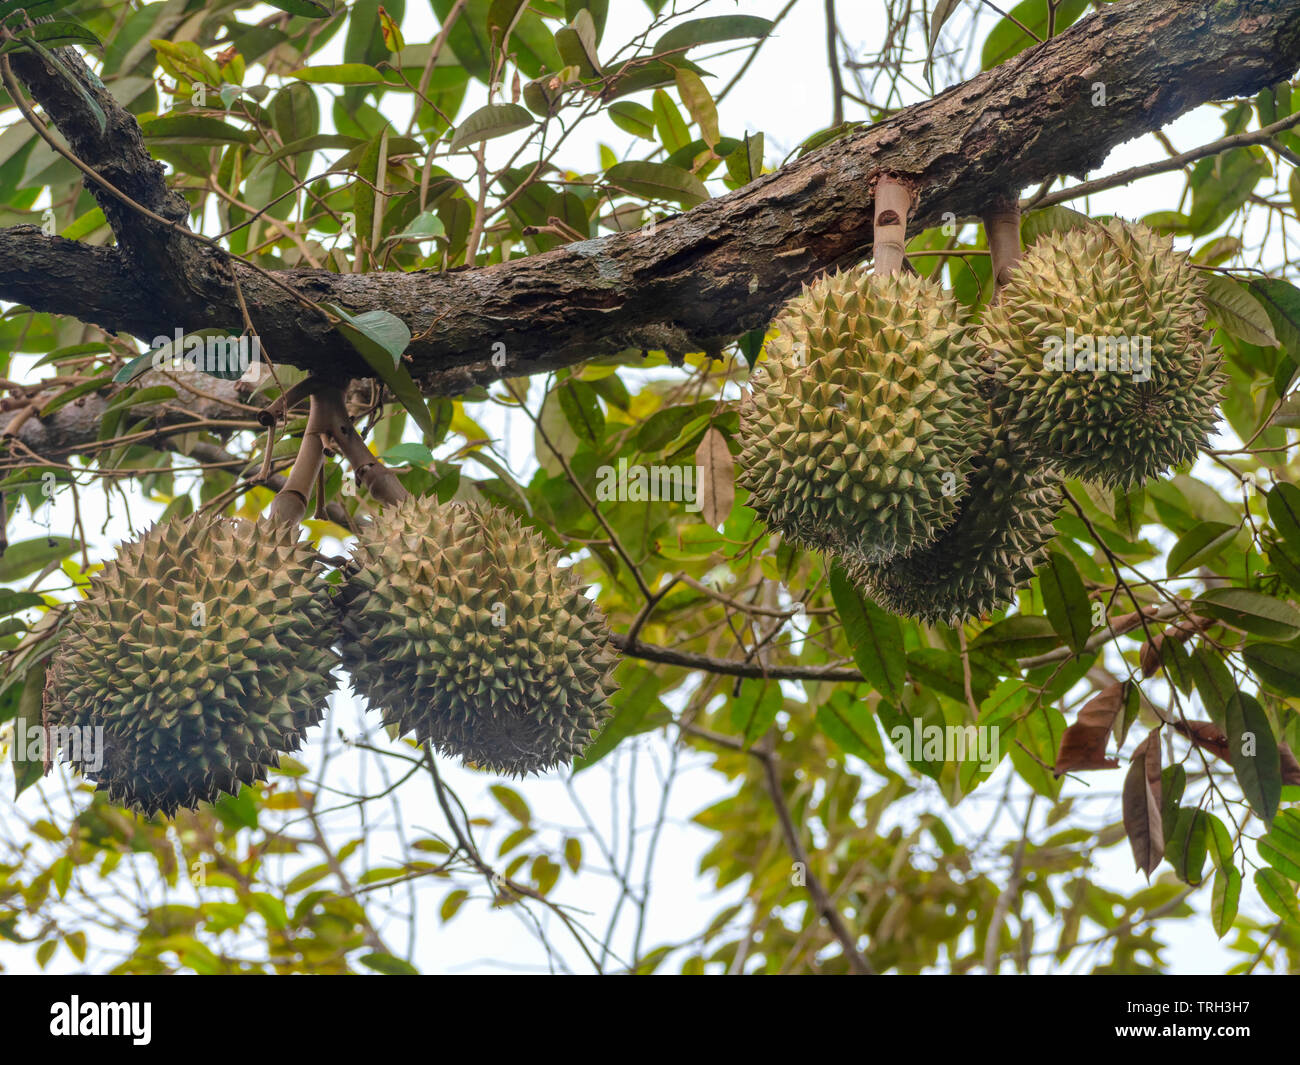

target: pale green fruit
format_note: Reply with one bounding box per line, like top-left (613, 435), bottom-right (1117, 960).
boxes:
top-left (977, 219), bottom-right (1224, 487)
top-left (45, 515), bottom-right (338, 816)
top-left (738, 269), bottom-right (984, 564)
top-left (849, 430), bottom-right (1062, 625)
top-left (339, 496), bottom-right (617, 775)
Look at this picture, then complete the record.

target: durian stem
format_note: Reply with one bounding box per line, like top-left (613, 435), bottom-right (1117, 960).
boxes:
top-left (983, 196), bottom-right (1022, 294)
top-left (316, 387), bottom-right (410, 507)
top-left (872, 174), bottom-right (913, 276)
top-left (269, 395), bottom-right (329, 525)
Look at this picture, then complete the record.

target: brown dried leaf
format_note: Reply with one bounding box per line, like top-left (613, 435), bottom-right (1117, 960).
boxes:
top-left (695, 426), bottom-right (734, 529)
top-left (1123, 728), bottom-right (1164, 877)
top-left (1281, 743), bottom-right (1300, 787)
top-left (1139, 615), bottom-right (1212, 677)
top-left (1171, 719), bottom-right (1232, 763)
top-left (1055, 682), bottom-right (1124, 775)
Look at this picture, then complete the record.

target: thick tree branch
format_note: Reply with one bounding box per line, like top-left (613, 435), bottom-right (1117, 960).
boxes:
top-left (0, 0), bottom-right (1297, 396)
top-left (6, 45), bottom-right (191, 267)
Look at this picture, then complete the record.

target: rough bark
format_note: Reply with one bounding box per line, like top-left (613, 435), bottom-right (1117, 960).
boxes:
top-left (1, 0), bottom-right (1298, 399)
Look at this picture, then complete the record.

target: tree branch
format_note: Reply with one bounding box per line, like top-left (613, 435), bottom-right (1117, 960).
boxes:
top-left (0, 0), bottom-right (1296, 396)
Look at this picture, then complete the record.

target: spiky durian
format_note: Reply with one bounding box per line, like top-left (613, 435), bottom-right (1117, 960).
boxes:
top-left (738, 269), bottom-right (984, 564)
top-left (848, 430), bottom-right (1062, 625)
top-left (338, 495), bottom-right (617, 776)
top-left (977, 219), bottom-right (1224, 487)
top-left (44, 515), bottom-right (338, 817)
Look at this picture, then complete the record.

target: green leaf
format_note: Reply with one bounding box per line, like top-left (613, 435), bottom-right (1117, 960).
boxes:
top-left (113, 350), bottom-right (157, 385)
top-left (1021, 205), bottom-right (1092, 245)
top-left (829, 563), bottom-right (905, 700)
top-left (359, 952), bottom-right (420, 975)
top-left (104, 385), bottom-right (177, 412)
top-left (140, 114), bottom-right (255, 144)
top-left (927, 0), bottom-right (962, 69)
top-left (558, 10), bottom-right (601, 76)
top-left (1258, 809), bottom-right (1300, 881)
top-left (609, 101), bottom-right (656, 140)
top-left (1038, 550), bottom-right (1091, 653)
top-left (1206, 811), bottom-right (1235, 872)
top-left (1254, 867), bottom-right (1300, 926)
top-left (0, 536), bottom-right (80, 583)
top-left (490, 784), bottom-right (531, 824)
top-left (969, 614), bottom-right (1060, 662)
top-left (572, 665), bottom-right (662, 771)
top-left (1243, 642), bottom-right (1300, 696)
top-left (655, 15), bottom-right (773, 55)
top-left (440, 890), bottom-right (468, 921)
top-left (264, 0), bottom-right (334, 16)
top-left (0, 20), bottom-right (101, 56)
top-left (448, 102), bottom-right (534, 151)
top-left (1201, 274), bottom-right (1279, 348)
top-left (815, 692), bottom-right (884, 765)
top-left (262, 133), bottom-right (362, 165)
top-left (651, 89), bottom-right (690, 155)
top-left (0, 590), bottom-right (43, 617)
top-left (1188, 645), bottom-right (1236, 727)
top-left (11, 660), bottom-right (46, 798)
top-left (1166, 521), bottom-right (1238, 577)
top-left (289, 63), bottom-right (388, 84)
top-left (1211, 866), bottom-right (1240, 937)
top-left (1194, 587), bottom-right (1300, 640)
top-left (980, 0), bottom-right (1089, 71)
top-left (1267, 482), bottom-right (1300, 557)
top-left (321, 304), bottom-right (436, 439)
top-left (381, 442), bottom-right (435, 467)
top-left (729, 680), bottom-right (781, 745)
top-left (19, 39), bottom-right (105, 132)
top-left (1225, 691), bottom-right (1282, 824)
top-left (1248, 278), bottom-right (1300, 359)
top-left (605, 160), bottom-right (707, 207)
top-left (674, 68), bottom-right (718, 147)
top-left (557, 380), bottom-right (603, 445)
top-left (1166, 807), bottom-right (1209, 885)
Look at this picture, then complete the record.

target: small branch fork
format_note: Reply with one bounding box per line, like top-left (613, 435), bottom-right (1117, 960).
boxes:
top-left (267, 382), bottom-right (408, 525)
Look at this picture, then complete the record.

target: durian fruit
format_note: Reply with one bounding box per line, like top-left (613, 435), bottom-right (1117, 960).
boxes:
top-left (738, 269), bottom-right (984, 564)
top-left (338, 495), bottom-right (617, 775)
top-left (45, 515), bottom-right (338, 816)
top-left (848, 430), bottom-right (1062, 625)
top-left (977, 219), bottom-right (1224, 488)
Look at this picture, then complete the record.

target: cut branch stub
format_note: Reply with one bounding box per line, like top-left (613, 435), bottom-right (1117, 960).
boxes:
top-left (268, 394), bottom-right (330, 526)
top-left (872, 175), bottom-right (914, 277)
top-left (983, 195), bottom-right (1023, 294)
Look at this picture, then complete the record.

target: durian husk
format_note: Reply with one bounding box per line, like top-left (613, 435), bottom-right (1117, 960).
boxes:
top-left (977, 219), bottom-right (1224, 488)
top-left (848, 429), bottom-right (1063, 625)
top-left (338, 495), bottom-right (617, 776)
top-left (45, 515), bottom-right (338, 816)
top-left (738, 269), bottom-right (984, 564)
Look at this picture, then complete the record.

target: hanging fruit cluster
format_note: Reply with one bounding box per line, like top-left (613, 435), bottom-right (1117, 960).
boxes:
top-left (739, 183), bottom-right (1224, 626)
top-left (38, 181), bottom-right (1227, 818)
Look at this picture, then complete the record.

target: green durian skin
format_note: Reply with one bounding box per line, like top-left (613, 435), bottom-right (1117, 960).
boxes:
top-left (45, 515), bottom-right (339, 817)
top-left (738, 269), bottom-right (984, 564)
top-left (850, 429), bottom-right (1063, 626)
top-left (339, 496), bottom-right (618, 776)
top-left (977, 219), bottom-right (1225, 488)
